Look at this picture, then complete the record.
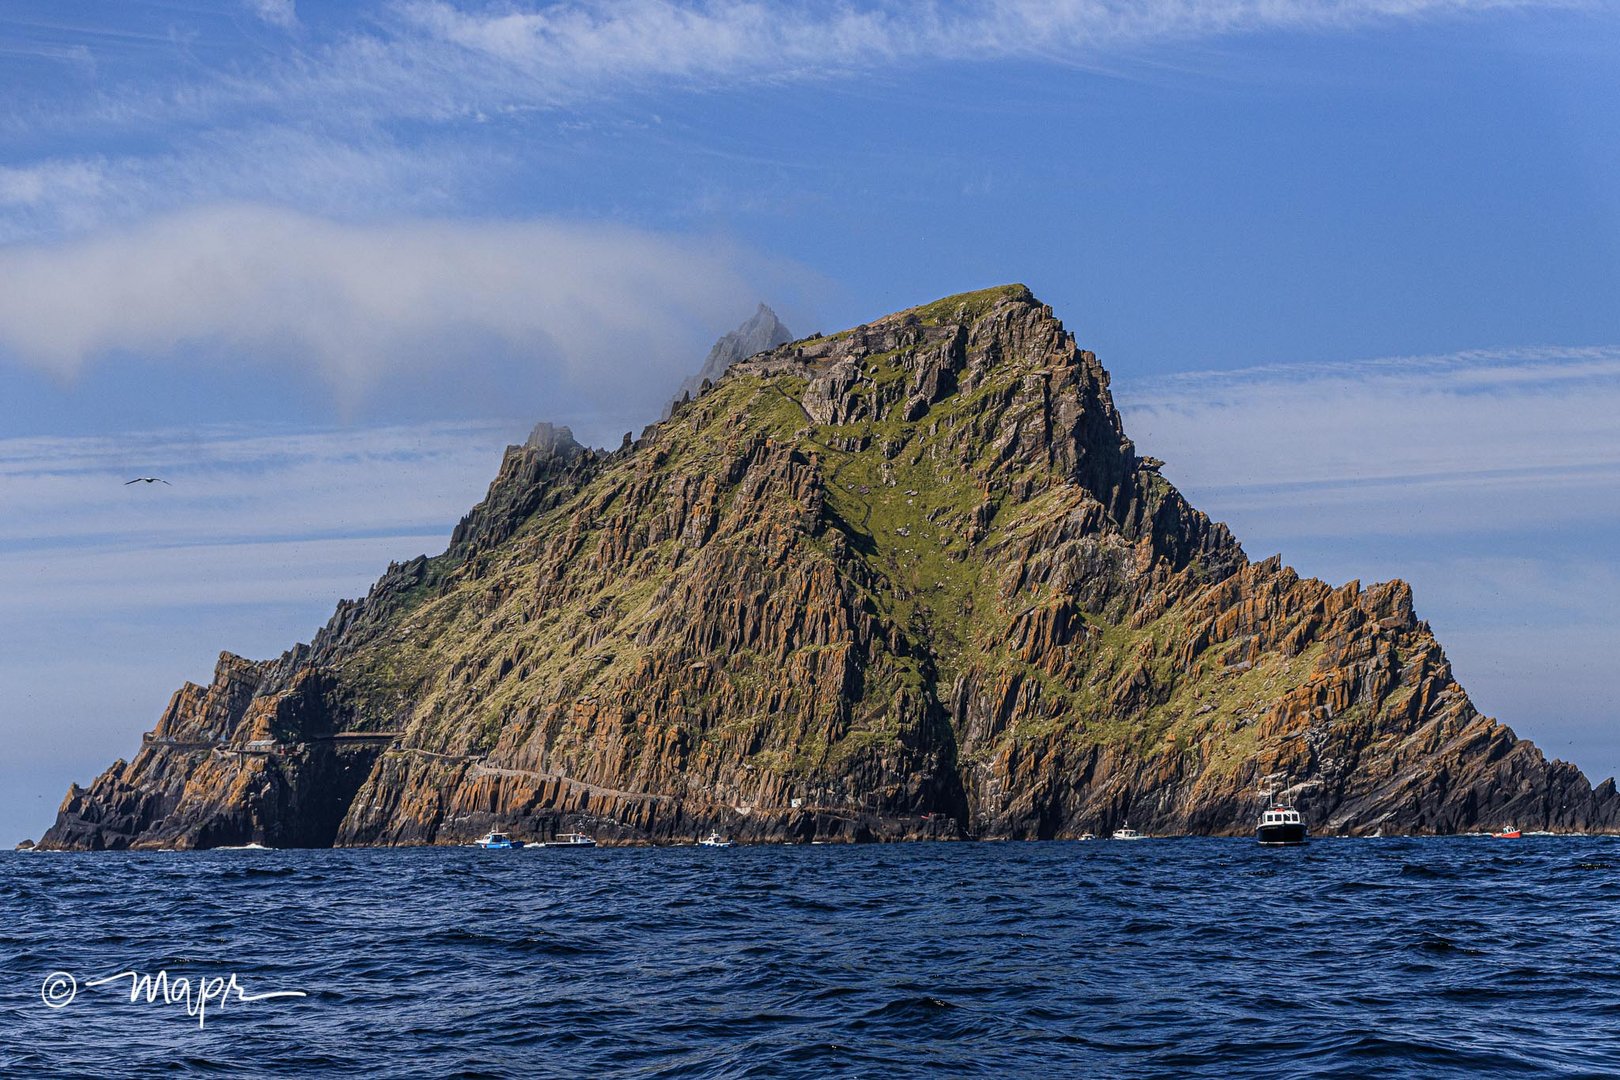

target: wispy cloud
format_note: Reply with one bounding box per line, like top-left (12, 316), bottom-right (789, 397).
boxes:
top-left (0, 202), bottom-right (788, 416)
top-left (246, 0), bottom-right (300, 31)
top-left (0, 0), bottom-right (1564, 244)
top-left (48, 0), bottom-right (1543, 121)
top-left (0, 159), bottom-right (107, 209)
top-left (249, 0), bottom-right (1583, 133)
top-left (1115, 345), bottom-right (1620, 538)
top-left (0, 421), bottom-right (515, 614)
top-left (0, 129), bottom-right (479, 246)
top-left (396, 0), bottom-right (1541, 95)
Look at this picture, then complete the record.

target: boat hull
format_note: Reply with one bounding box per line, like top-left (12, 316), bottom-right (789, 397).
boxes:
top-left (1256, 822), bottom-right (1308, 846)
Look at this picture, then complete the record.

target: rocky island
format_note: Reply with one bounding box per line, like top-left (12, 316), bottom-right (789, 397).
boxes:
top-left (39, 285), bottom-right (1619, 848)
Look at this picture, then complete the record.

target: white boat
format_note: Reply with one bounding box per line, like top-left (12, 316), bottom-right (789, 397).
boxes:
top-left (474, 831), bottom-right (525, 849)
top-left (540, 832), bottom-right (596, 848)
top-left (1257, 805), bottom-right (1309, 846)
top-left (698, 831), bottom-right (734, 847)
top-left (1255, 779), bottom-right (1309, 846)
top-left (1111, 826), bottom-right (1144, 841)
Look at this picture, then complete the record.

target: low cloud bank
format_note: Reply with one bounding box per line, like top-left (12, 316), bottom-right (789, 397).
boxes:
top-left (0, 204), bottom-right (775, 408)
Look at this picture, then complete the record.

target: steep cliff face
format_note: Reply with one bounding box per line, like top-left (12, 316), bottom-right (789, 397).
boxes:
top-left (41, 285), bottom-right (1620, 848)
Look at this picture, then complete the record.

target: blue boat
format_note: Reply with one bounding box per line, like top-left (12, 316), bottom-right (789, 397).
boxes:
top-left (474, 831), bottom-right (526, 849)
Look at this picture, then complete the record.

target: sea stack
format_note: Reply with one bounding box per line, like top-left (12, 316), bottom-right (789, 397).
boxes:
top-left (39, 285), bottom-right (1620, 849)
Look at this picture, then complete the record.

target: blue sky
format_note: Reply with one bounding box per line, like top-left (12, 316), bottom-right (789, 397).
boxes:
top-left (2, 0), bottom-right (1618, 843)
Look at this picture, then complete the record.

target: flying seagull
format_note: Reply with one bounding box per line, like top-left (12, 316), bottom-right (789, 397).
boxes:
top-left (124, 477), bottom-right (171, 485)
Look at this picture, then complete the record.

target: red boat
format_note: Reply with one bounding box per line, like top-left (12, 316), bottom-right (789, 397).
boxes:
top-left (1492, 828), bottom-right (1522, 839)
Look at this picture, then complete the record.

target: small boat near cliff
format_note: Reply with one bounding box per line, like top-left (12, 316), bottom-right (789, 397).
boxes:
top-left (1256, 805), bottom-right (1308, 846)
top-left (698, 831), bottom-right (734, 847)
top-left (474, 831), bottom-right (526, 849)
top-left (539, 833), bottom-right (597, 848)
top-left (1492, 827), bottom-right (1522, 839)
top-left (1111, 827), bottom-right (1144, 841)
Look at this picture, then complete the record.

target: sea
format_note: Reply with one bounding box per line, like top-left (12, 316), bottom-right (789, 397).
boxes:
top-left (5, 837), bottom-right (1619, 1077)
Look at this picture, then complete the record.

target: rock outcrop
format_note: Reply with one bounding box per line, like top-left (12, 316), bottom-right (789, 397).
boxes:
top-left (665, 303), bottom-right (792, 417)
top-left (40, 285), bottom-right (1620, 848)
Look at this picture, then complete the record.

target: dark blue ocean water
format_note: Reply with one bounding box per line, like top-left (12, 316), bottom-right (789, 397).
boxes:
top-left (5, 837), bottom-right (1620, 1077)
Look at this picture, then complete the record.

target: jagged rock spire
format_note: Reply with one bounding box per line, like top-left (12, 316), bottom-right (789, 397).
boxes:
top-left (665, 303), bottom-right (792, 417)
